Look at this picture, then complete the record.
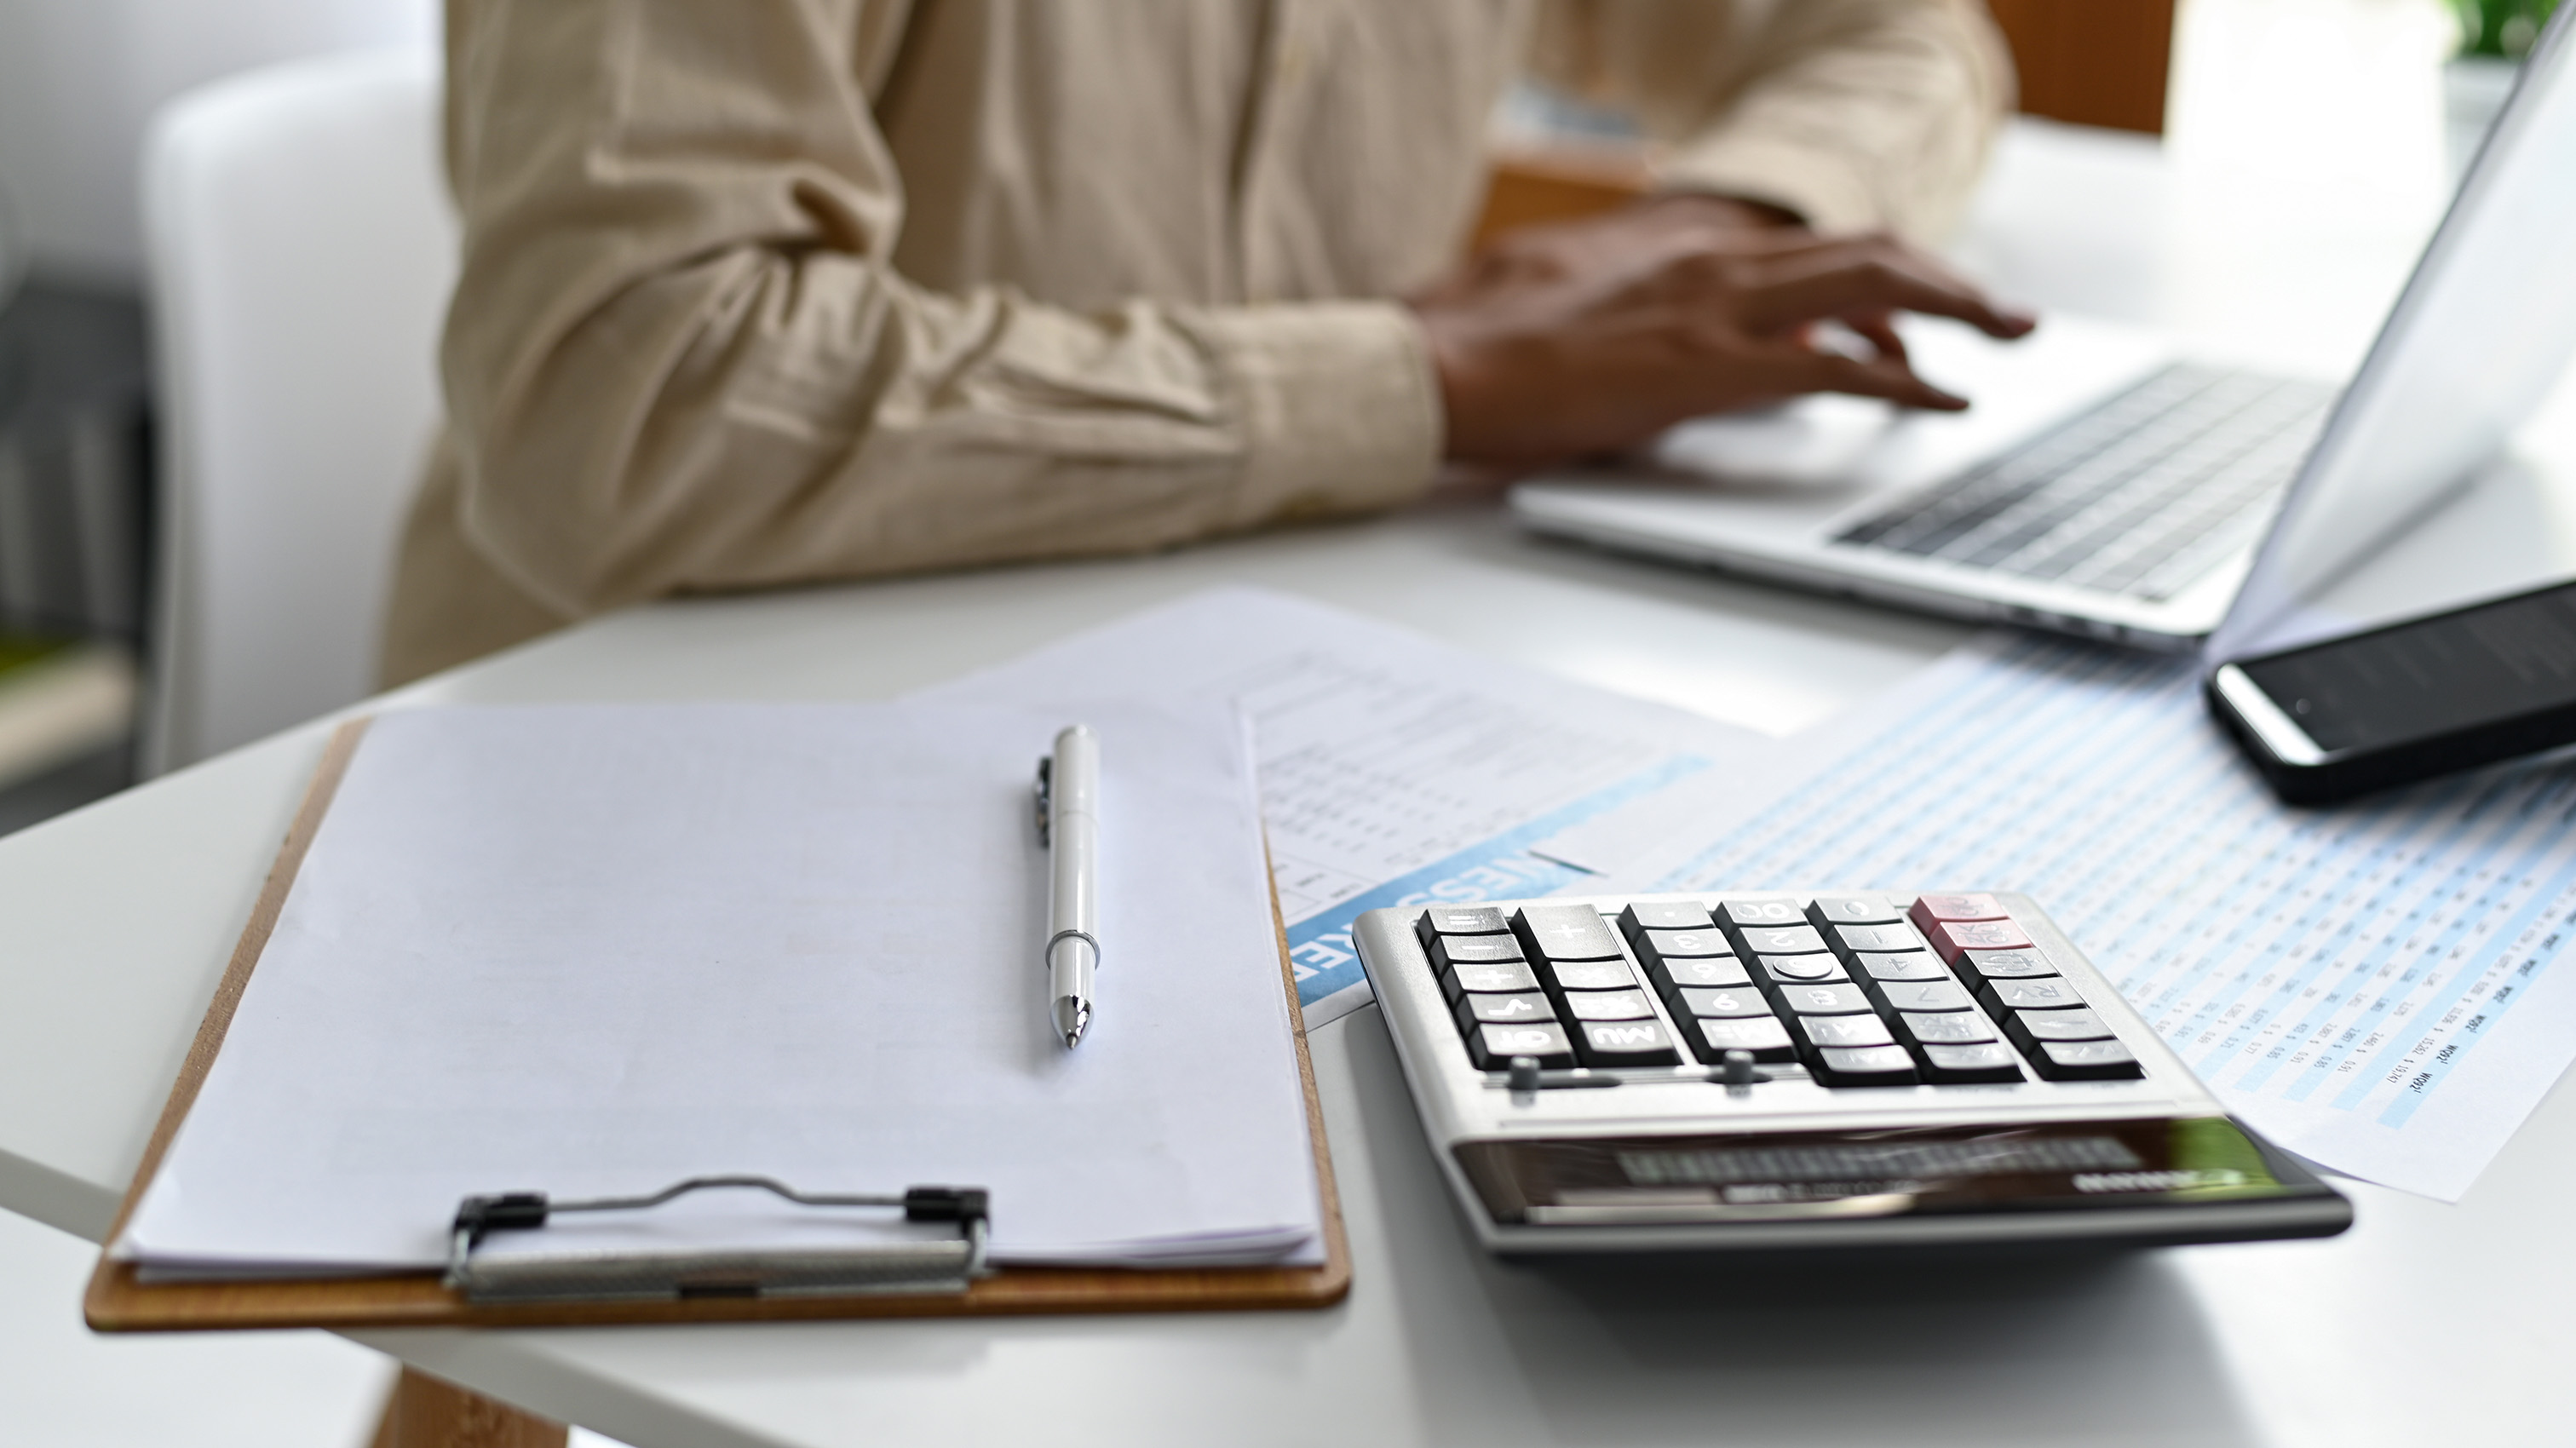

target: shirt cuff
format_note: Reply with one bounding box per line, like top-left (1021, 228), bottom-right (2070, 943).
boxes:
top-left (1653, 135), bottom-right (1885, 238)
top-left (1193, 301), bottom-right (1444, 528)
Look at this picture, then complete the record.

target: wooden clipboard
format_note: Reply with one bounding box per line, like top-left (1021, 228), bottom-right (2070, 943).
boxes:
top-left (86, 717), bottom-right (1349, 1331)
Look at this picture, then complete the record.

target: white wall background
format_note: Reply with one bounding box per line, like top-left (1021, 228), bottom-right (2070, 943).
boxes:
top-left (0, 0), bottom-right (437, 284)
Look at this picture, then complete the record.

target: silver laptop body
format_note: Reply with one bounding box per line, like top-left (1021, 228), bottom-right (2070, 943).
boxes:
top-left (1511, 8), bottom-right (2576, 658)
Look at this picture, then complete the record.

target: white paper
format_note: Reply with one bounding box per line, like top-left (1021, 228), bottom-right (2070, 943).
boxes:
top-left (118, 701), bottom-right (1322, 1273)
top-left (919, 588), bottom-right (1772, 1024)
top-left (1615, 634), bottom-right (2576, 1201)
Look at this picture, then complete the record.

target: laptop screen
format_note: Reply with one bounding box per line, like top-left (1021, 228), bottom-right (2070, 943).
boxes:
top-left (2213, 6), bottom-right (2576, 662)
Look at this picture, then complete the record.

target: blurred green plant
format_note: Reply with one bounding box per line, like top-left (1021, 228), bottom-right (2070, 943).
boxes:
top-left (2452, 0), bottom-right (2562, 57)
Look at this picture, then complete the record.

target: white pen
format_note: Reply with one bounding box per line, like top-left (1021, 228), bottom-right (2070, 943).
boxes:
top-left (1038, 724), bottom-right (1100, 1048)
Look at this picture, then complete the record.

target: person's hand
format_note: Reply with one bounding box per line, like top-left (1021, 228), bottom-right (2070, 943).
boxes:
top-left (1407, 197), bottom-right (2036, 468)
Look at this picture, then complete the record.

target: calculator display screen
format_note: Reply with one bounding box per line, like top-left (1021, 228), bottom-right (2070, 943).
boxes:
top-left (2237, 582), bottom-right (2576, 754)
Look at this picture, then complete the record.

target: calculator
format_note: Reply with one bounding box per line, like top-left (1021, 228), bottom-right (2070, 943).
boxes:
top-left (1352, 891), bottom-right (2351, 1254)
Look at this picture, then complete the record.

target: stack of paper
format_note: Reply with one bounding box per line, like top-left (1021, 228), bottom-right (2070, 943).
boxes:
top-left (116, 700), bottom-right (1321, 1274)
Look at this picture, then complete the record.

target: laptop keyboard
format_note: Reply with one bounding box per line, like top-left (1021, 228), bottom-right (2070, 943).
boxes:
top-left (1836, 364), bottom-right (2337, 601)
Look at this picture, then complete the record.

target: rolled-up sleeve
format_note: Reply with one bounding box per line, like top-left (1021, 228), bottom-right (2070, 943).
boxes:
top-left (1532, 0), bottom-right (2013, 241)
top-left (440, 0), bottom-right (1440, 620)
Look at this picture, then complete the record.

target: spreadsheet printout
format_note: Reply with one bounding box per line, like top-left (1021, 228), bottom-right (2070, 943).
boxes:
top-left (1633, 635), bottom-right (2576, 1200)
top-left (920, 588), bottom-right (1771, 1025)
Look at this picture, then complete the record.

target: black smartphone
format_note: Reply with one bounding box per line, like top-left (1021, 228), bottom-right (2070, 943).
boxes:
top-left (2206, 578), bottom-right (2576, 804)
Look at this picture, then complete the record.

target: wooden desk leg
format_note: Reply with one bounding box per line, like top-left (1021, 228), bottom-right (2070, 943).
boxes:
top-left (368, 1366), bottom-right (568, 1448)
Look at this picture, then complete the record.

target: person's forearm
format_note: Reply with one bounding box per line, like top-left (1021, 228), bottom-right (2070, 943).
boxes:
top-left (1607, 0), bottom-right (2009, 238)
top-left (446, 244), bottom-right (1440, 618)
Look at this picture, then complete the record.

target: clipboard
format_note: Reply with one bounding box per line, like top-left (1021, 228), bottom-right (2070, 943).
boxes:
top-left (85, 718), bottom-right (1350, 1331)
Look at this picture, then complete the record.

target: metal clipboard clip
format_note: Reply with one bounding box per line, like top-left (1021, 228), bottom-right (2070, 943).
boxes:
top-left (444, 1175), bottom-right (992, 1305)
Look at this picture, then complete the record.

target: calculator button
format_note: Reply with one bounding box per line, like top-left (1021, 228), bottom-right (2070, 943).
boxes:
top-left (1441, 960), bottom-right (1542, 1001)
top-left (1982, 977), bottom-right (2087, 1013)
top-left (1619, 900), bottom-right (1716, 934)
top-left (1829, 922), bottom-right (1925, 957)
top-left (1909, 894), bottom-right (2009, 927)
top-left (1452, 992), bottom-right (1555, 1029)
top-left (1693, 1017), bottom-right (1797, 1063)
top-left (2028, 1038), bottom-right (2144, 1081)
top-left (1635, 928), bottom-right (1734, 962)
top-left (1563, 989), bottom-right (1656, 1021)
top-left (1923, 918), bottom-right (2038, 962)
top-left (1654, 957), bottom-right (1752, 991)
top-left (1920, 1043), bottom-right (2026, 1083)
top-left (1547, 958), bottom-right (1640, 991)
top-left (1675, 986), bottom-right (1774, 1019)
top-left (1425, 934), bottom-right (1527, 971)
top-left (1780, 983), bottom-right (1873, 1016)
top-left (1899, 1010), bottom-right (2000, 1045)
top-left (1813, 1044), bottom-right (1920, 1086)
top-left (1515, 905), bottom-right (1624, 962)
top-left (1956, 948), bottom-right (2057, 982)
top-left (1471, 1022), bottom-right (1575, 1071)
top-left (1735, 924), bottom-right (1830, 957)
top-left (1874, 980), bottom-right (1975, 1014)
top-left (1795, 1014), bottom-right (1895, 1049)
top-left (1717, 897), bottom-right (1807, 929)
top-left (1755, 955), bottom-right (1849, 985)
top-left (2007, 1008), bottom-right (2115, 1049)
top-left (1576, 1019), bottom-right (1682, 1067)
top-left (1417, 905), bottom-right (1510, 943)
top-left (1854, 951), bottom-right (1947, 983)
top-left (1807, 894), bottom-right (1901, 926)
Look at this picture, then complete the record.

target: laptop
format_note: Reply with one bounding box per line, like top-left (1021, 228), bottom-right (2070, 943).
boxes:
top-left (1511, 7), bottom-right (2576, 659)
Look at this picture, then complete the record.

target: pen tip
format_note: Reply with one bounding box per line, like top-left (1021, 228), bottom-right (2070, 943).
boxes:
top-left (1054, 997), bottom-right (1090, 1049)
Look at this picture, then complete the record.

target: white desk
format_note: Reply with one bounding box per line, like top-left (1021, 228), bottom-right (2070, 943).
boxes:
top-left (12, 502), bottom-right (2576, 1448)
top-left (14, 62), bottom-right (2576, 1448)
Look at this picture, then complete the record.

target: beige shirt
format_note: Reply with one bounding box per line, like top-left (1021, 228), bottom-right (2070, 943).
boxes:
top-left (382, 0), bottom-right (2009, 684)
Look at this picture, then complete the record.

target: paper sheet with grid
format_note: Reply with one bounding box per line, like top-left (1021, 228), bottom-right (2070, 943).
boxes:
top-left (1624, 635), bottom-right (2576, 1200)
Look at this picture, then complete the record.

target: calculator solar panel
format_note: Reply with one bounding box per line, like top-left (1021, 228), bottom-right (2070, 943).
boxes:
top-left (1354, 892), bottom-right (2350, 1254)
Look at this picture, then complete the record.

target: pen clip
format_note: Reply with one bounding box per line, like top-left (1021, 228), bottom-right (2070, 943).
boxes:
top-left (1033, 755), bottom-right (1052, 848)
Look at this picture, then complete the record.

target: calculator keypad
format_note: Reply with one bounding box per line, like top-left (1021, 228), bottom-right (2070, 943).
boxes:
top-left (1755, 956), bottom-right (1847, 985)
top-left (1854, 952), bottom-right (1949, 983)
top-left (1440, 960), bottom-right (1541, 1000)
top-left (1415, 894), bottom-right (2146, 1087)
top-left (1471, 1022), bottom-right (1574, 1070)
top-left (1515, 904), bottom-right (1624, 962)
top-left (1550, 959), bottom-right (1640, 991)
top-left (1454, 991), bottom-right (1554, 1027)
top-left (1425, 934), bottom-right (1526, 971)
top-left (1577, 1019), bottom-right (1683, 1066)
top-left (1619, 901), bottom-right (1716, 934)
top-left (1564, 989), bottom-right (1656, 1021)
top-left (1656, 957), bottom-right (1751, 991)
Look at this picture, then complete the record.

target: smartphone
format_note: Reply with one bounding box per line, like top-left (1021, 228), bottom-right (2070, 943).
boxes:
top-left (2207, 579), bottom-right (2576, 804)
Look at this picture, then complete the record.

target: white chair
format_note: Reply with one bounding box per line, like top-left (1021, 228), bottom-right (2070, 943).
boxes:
top-left (139, 47), bottom-right (453, 774)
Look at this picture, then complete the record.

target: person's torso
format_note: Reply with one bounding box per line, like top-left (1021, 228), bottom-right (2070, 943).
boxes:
top-left (871, 0), bottom-right (1533, 310)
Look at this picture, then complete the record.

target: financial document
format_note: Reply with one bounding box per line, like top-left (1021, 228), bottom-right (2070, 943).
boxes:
top-left (923, 589), bottom-right (1770, 1024)
top-left (1620, 635), bottom-right (2576, 1200)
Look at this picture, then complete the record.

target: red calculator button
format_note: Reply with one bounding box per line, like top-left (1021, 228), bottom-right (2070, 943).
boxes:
top-left (1909, 894), bottom-right (2009, 932)
top-left (1922, 917), bottom-right (2036, 962)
